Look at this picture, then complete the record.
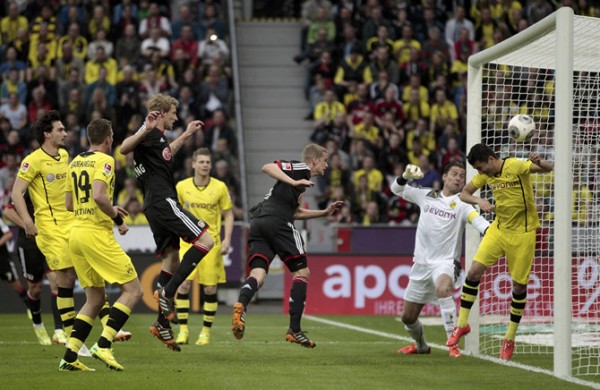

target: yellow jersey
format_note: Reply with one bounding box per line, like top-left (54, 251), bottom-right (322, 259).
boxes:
top-left (471, 158), bottom-right (539, 233)
top-left (67, 151), bottom-right (116, 230)
top-left (176, 177), bottom-right (233, 243)
top-left (17, 148), bottom-right (72, 227)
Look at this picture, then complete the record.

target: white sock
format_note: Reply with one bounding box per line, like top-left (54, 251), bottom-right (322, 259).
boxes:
top-left (404, 320), bottom-right (428, 352)
top-left (439, 296), bottom-right (457, 339)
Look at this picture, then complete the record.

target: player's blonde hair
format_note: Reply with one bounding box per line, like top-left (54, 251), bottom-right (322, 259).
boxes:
top-left (147, 94), bottom-right (178, 114)
top-left (302, 143), bottom-right (327, 163)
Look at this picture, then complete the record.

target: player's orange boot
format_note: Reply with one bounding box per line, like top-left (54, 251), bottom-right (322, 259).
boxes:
top-left (396, 344), bottom-right (431, 354)
top-left (149, 322), bottom-right (181, 352)
top-left (231, 303), bottom-right (246, 340)
top-left (500, 339), bottom-right (514, 360)
top-left (448, 344), bottom-right (462, 358)
top-left (285, 329), bottom-right (316, 349)
top-left (446, 324), bottom-right (471, 346)
top-left (153, 288), bottom-right (176, 321)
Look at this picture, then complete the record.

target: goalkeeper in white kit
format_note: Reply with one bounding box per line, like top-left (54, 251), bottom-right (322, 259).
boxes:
top-left (391, 160), bottom-right (489, 357)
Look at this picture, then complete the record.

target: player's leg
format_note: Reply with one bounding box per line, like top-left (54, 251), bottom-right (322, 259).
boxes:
top-left (433, 264), bottom-right (462, 357)
top-left (501, 229), bottom-right (535, 360)
top-left (46, 271), bottom-right (66, 342)
top-left (175, 279), bottom-right (192, 344)
top-left (398, 263), bottom-right (431, 354)
top-left (196, 244), bottom-right (225, 345)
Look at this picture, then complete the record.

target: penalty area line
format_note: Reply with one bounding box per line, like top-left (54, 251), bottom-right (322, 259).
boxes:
top-left (304, 315), bottom-right (600, 390)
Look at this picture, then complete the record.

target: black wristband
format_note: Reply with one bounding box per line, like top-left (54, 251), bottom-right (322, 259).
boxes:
top-left (112, 214), bottom-right (124, 226)
top-left (396, 176), bottom-right (408, 186)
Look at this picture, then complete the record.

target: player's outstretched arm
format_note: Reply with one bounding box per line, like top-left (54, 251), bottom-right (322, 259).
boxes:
top-left (170, 120), bottom-right (204, 156)
top-left (293, 201), bottom-right (344, 220)
top-left (262, 163), bottom-right (314, 188)
top-left (528, 152), bottom-right (553, 173)
top-left (390, 164), bottom-right (423, 196)
top-left (119, 111), bottom-right (160, 154)
top-left (460, 182), bottom-right (493, 213)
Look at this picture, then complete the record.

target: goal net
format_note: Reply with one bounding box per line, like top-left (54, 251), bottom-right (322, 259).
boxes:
top-left (465, 8), bottom-right (600, 378)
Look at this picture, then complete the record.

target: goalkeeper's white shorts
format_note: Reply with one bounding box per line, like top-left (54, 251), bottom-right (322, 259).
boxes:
top-left (403, 262), bottom-right (456, 305)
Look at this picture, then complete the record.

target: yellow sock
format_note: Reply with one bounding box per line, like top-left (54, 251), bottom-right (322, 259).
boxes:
top-left (506, 292), bottom-right (527, 340)
top-left (457, 280), bottom-right (479, 328)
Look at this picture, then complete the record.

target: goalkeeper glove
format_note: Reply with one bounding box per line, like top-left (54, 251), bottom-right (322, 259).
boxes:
top-left (403, 164), bottom-right (424, 180)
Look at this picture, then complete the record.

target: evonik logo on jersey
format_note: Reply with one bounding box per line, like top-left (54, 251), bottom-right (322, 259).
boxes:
top-left (423, 205), bottom-right (456, 220)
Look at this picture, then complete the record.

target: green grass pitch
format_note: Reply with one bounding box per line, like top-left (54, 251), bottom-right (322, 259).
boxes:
top-left (0, 311), bottom-right (597, 389)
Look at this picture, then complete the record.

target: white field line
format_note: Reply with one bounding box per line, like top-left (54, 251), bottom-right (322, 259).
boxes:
top-left (304, 315), bottom-right (600, 390)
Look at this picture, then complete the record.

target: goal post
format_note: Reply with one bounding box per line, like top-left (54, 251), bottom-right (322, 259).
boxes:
top-left (465, 7), bottom-right (600, 378)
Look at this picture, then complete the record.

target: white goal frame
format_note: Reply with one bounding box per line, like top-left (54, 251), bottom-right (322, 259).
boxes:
top-left (465, 7), bottom-right (574, 378)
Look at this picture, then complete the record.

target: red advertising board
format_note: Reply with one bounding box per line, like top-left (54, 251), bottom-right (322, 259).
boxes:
top-left (283, 255), bottom-right (600, 318)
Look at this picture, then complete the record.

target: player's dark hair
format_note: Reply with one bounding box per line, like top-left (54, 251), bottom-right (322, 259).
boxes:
top-left (467, 143), bottom-right (498, 165)
top-left (33, 110), bottom-right (61, 145)
top-left (192, 147), bottom-right (211, 161)
top-left (443, 160), bottom-right (466, 174)
top-left (87, 119), bottom-right (112, 145)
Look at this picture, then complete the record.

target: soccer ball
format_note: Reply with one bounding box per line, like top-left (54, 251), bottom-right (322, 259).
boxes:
top-left (508, 114), bottom-right (535, 142)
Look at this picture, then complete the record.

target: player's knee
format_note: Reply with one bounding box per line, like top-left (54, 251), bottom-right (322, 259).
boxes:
top-left (28, 281), bottom-right (42, 296)
top-left (204, 285), bottom-right (217, 295)
top-left (197, 232), bottom-right (214, 251)
top-left (400, 311), bottom-right (417, 325)
top-left (512, 282), bottom-right (527, 295)
top-left (295, 267), bottom-right (310, 279)
top-left (178, 280), bottom-right (192, 294)
top-left (435, 285), bottom-right (452, 299)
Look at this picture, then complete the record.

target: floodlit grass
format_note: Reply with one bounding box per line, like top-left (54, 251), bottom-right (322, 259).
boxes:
top-left (0, 311), bottom-right (596, 389)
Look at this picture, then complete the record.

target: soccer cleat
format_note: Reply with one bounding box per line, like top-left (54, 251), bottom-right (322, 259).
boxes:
top-left (448, 344), bottom-right (462, 358)
top-left (446, 324), bottom-right (471, 346)
top-left (33, 324), bottom-right (52, 346)
top-left (176, 330), bottom-right (189, 345)
top-left (149, 322), bottom-right (181, 352)
top-left (59, 359), bottom-right (95, 371)
top-left (154, 288), bottom-right (177, 321)
top-left (285, 329), bottom-right (316, 349)
top-left (231, 303), bottom-right (246, 340)
top-left (90, 343), bottom-right (124, 371)
top-left (52, 329), bottom-right (68, 345)
top-left (396, 344), bottom-right (431, 355)
top-left (113, 330), bottom-right (132, 342)
top-left (195, 328), bottom-right (211, 346)
top-left (500, 339), bottom-right (515, 360)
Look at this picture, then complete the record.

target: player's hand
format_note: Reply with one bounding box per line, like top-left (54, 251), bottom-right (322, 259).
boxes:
top-left (117, 222), bottom-right (129, 235)
top-left (326, 201), bottom-right (344, 216)
top-left (145, 111), bottom-right (161, 129)
top-left (114, 205), bottom-right (129, 218)
top-left (185, 120), bottom-right (204, 134)
top-left (24, 220), bottom-right (37, 238)
top-left (221, 239), bottom-right (231, 255)
top-left (294, 179), bottom-right (314, 188)
top-left (529, 152), bottom-right (541, 165)
top-left (478, 199), bottom-right (494, 213)
top-left (402, 164), bottom-right (424, 180)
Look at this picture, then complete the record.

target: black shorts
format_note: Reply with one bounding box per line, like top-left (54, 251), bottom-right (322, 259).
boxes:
top-left (247, 216), bottom-right (307, 273)
top-left (17, 234), bottom-right (47, 282)
top-left (0, 245), bottom-right (19, 282)
top-left (145, 198), bottom-right (209, 257)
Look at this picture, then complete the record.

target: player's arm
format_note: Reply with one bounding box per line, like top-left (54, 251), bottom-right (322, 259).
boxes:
top-left (294, 201), bottom-right (344, 220)
top-left (390, 164), bottom-right (423, 197)
top-left (11, 177), bottom-right (36, 237)
top-left (221, 208), bottom-right (234, 254)
top-left (92, 180), bottom-right (129, 235)
top-left (467, 210), bottom-right (490, 235)
top-left (169, 120), bottom-right (204, 156)
top-left (3, 205), bottom-right (25, 229)
top-left (528, 152), bottom-right (553, 173)
top-left (460, 182), bottom-right (494, 213)
top-left (262, 163), bottom-right (314, 188)
top-left (119, 111), bottom-right (160, 154)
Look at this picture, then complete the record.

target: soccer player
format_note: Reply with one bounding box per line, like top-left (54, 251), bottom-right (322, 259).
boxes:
top-left (59, 118), bottom-right (143, 371)
top-left (0, 211), bottom-right (30, 320)
top-left (391, 161), bottom-right (490, 358)
top-left (11, 111), bottom-right (78, 340)
top-left (231, 144), bottom-right (343, 348)
top-left (174, 148), bottom-right (234, 346)
top-left (446, 143), bottom-right (553, 360)
top-left (4, 199), bottom-right (66, 345)
top-left (120, 94), bottom-right (214, 351)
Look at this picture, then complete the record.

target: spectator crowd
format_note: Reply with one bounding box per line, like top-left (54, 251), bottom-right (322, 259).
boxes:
top-left (0, 0), bottom-right (244, 224)
top-left (296, 0), bottom-right (596, 226)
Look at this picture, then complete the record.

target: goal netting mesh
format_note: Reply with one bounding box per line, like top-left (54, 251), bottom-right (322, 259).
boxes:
top-left (472, 13), bottom-right (600, 377)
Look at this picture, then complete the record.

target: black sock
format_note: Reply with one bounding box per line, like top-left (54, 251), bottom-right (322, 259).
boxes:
top-left (238, 276), bottom-right (259, 307)
top-left (28, 292), bottom-right (42, 325)
top-left (157, 270), bottom-right (173, 327)
top-left (98, 304), bottom-right (130, 348)
top-left (289, 276), bottom-right (308, 332)
top-left (51, 293), bottom-right (63, 329)
top-left (64, 316), bottom-right (93, 363)
top-left (164, 246), bottom-right (208, 297)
